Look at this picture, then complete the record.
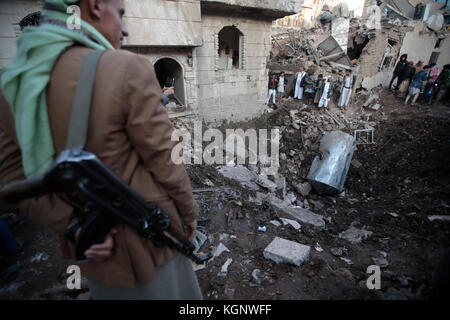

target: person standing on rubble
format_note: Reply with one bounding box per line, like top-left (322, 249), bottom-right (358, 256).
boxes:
top-left (389, 54), bottom-right (408, 91)
top-left (302, 72), bottom-right (315, 106)
top-left (404, 65), bottom-right (431, 106)
top-left (294, 66), bottom-right (306, 100)
top-left (424, 63), bottom-right (440, 104)
top-left (433, 64), bottom-right (450, 104)
top-left (314, 74), bottom-right (324, 105)
top-left (338, 69), bottom-right (356, 109)
top-left (266, 73), bottom-right (278, 106)
top-left (277, 72), bottom-right (287, 104)
top-left (317, 76), bottom-right (334, 112)
top-left (0, 0), bottom-right (202, 300)
top-left (398, 61), bottom-right (416, 95)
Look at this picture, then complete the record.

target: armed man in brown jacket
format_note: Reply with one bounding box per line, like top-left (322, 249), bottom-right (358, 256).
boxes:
top-left (0, 0), bottom-right (202, 299)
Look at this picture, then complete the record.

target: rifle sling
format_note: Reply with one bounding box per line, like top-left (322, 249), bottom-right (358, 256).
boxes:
top-left (66, 50), bottom-right (106, 149)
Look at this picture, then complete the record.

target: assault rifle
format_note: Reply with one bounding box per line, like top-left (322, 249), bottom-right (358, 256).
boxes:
top-left (0, 147), bottom-right (212, 264)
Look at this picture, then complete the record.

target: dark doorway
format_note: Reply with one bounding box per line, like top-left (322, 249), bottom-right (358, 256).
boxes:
top-left (154, 58), bottom-right (185, 106)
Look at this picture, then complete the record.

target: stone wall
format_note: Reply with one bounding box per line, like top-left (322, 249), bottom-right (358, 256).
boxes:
top-left (195, 15), bottom-right (272, 123)
top-left (0, 0), bottom-right (44, 69)
top-left (123, 0), bottom-right (202, 47)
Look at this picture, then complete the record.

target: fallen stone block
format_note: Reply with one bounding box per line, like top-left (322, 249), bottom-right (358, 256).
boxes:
top-left (339, 226), bottom-right (373, 243)
top-left (263, 237), bottom-right (310, 266)
top-left (270, 196), bottom-right (325, 228)
top-left (217, 166), bottom-right (260, 190)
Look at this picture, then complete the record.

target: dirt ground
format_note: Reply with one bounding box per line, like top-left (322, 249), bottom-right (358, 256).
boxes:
top-left (1, 88), bottom-right (449, 300)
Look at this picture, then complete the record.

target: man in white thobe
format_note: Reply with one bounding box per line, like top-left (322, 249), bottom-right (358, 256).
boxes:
top-left (294, 66), bottom-right (306, 100)
top-left (338, 69), bottom-right (355, 108)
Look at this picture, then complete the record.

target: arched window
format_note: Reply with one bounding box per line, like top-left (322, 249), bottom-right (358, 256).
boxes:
top-left (218, 26), bottom-right (243, 70)
top-left (154, 58), bottom-right (185, 106)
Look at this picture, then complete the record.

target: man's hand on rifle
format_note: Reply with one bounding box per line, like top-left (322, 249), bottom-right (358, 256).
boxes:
top-left (186, 220), bottom-right (197, 241)
top-left (75, 228), bottom-right (118, 262)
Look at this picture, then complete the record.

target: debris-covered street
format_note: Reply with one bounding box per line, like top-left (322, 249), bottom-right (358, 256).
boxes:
top-left (2, 87), bottom-right (449, 300)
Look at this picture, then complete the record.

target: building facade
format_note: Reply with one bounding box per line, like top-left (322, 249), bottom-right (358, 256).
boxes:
top-left (0, 0), bottom-right (303, 124)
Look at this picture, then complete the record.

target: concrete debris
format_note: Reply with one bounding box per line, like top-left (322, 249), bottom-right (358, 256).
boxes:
top-left (192, 230), bottom-right (207, 253)
top-left (251, 269), bottom-right (262, 285)
top-left (371, 104), bottom-right (381, 111)
top-left (258, 226), bottom-right (267, 232)
top-left (270, 195), bottom-right (326, 228)
top-left (294, 182), bottom-right (312, 196)
top-left (263, 237), bottom-right (311, 267)
top-left (351, 159), bottom-right (362, 169)
top-left (428, 215), bottom-right (450, 222)
top-left (218, 258), bottom-right (233, 276)
top-left (218, 165), bottom-right (260, 190)
top-left (314, 242), bottom-right (324, 252)
top-left (284, 192), bottom-right (297, 204)
top-left (385, 211), bottom-right (399, 218)
top-left (330, 247), bottom-right (344, 257)
top-left (212, 243), bottom-right (230, 259)
top-left (256, 174), bottom-right (278, 192)
top-left (270, 220), bottom-right (282, 227)
top-left (339, 226), bottom-right (373, 243)
top-left (280, 217), bottom-right (301, 230)
top-left (372, 257), bottom-right (389, 268)
top-left (340, 257), bottom-right (353, 265)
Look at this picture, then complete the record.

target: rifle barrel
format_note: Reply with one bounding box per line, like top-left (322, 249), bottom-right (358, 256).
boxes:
top-left (0, 176), bottom-right (48, 204)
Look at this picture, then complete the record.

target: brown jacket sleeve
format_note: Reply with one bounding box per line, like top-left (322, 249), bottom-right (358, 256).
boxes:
top-left (123, 55), bottom-right (198, 224)
top-left (0, 92), bottom-right (72, 234)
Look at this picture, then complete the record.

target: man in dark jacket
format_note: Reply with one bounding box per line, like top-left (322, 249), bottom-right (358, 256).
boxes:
top-left (389, 54), bottom-right (408, 91)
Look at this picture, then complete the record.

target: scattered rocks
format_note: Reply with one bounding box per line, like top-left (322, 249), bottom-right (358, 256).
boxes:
top-left (294, 182), bottom-right (312, 196)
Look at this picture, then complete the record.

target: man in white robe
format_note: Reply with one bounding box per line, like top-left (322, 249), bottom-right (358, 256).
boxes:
top-left (338, 69), bottom-right (355, 108)
top-left (294, 66), bottom-right (306, 100)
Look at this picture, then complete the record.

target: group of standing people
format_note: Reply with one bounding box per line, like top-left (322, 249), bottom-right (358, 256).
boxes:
top-left (389, 54), bottom-right (450, 106)
top-left (267, 65), bottom-right (356, 111)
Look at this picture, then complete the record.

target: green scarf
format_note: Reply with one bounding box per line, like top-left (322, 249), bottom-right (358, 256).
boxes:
top-left (1, 0), bottom-right (114, 178)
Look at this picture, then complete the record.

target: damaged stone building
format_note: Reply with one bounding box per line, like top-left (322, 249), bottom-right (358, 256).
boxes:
top-left (270, 0), bottom-right (450, 93)
top-left (0, 0), bottom-right (303, 123)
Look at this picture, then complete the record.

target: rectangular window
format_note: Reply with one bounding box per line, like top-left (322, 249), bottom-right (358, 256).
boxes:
top-left (429, 52), bottom-right (440, 65)
top-left (380, 55), bottom-right (393, 71)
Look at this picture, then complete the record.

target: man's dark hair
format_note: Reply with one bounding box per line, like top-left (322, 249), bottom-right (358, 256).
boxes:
top-left (444, 64), bottom-right (450, 70)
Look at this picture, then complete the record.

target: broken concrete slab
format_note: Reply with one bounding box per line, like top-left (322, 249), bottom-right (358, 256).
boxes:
top-left (217, 165), bottom-right (260, 190)
top-left (270, 196), bottom-right (325, 228)
top-left (339, 226), bottom-right (373, 244)
top-left (263, 237), bottom-right (310, 267)
top-left (256, 174), bottom-right (278, 192)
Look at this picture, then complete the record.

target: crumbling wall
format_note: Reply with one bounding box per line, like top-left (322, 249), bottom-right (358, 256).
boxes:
top-left (399, 22), bottom-right (440, 66)
top-left (357, 31), bottom-right (391, 90)
top-left (0, 0), bottom-right (44, 69)
top-left (196, 15), bottom-right (272, 123)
